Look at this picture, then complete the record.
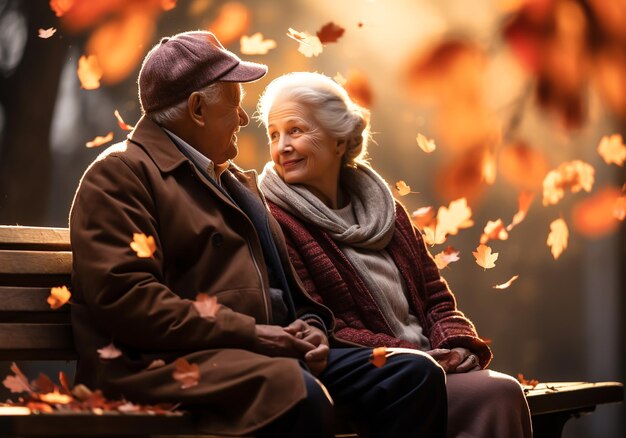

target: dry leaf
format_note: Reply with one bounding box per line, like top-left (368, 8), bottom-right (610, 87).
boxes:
top-left (48, 286), bottom-right (71, 309)
top-left (86, 132), bottom-right (114, 148)
top-left (2, 363), bottom-right (33, 394)
top-left (517, 373), bottom-right (539, 388)
top-left (77, 54), bottom-right (103, 90)
top-left (114, 110), bottom-right (134, 131)
top-left (32, 374), bottom-right (55, 394)
top-left (173, 358), bottom-right (200, 389)
top-left (493, 275), bottom-right (520, 290)
top-left (130, 233), bottom-right (156, 258)
top-left (480, 219), bottom-right (509, 244)
top-left (146, 359), bottom-right (166, 370)
top-left (542, 160), bottom-right (595, 206)
top-left (597, 134), bottom-right (626, 166)
top-left (160, 0), bottom-right (177, 11)
top-left (437, 197), bottom-right (474, 236)
top-left (473, 244), bottom-right (498, 270)
top-left (433, 246), bottom-right (460, 269)
top-left (38, 27), bottom-right (57, 39)
top-left (333, 72), bottom-right (347, 86)
top-left (411, 206), bottom-right (435, 229)
top-left (97, 343), bottom-right (122, 360)
top-left (507, 191), bottom-right (535, 231)
top-left (316, 22), bottom-right (345, 44)
top-left (395, 180), bottom-right (412, 196)
top-left (39, 389), bottom-right (73, 405)
top-left (423, 224), bottom-right (447, 246)
top-left (369, 347), bottom-right (388, 368)
top-left (49, 0), bottom-right (75, 17)
top-left (193, 293), bottom-right (221, 318)
top-left (287, 28), bottom-right (323, 57)
top-left (416, 133), bottom-right (436, 153)
top-left (547, 218), bottom-right (569, 260)
top-left (240, 32), bottom-right (276, 55)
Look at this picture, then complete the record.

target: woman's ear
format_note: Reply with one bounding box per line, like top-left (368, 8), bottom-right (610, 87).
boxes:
top-left (187, 92), bottom-right (205, 127)
top-left (336, 139), bottom-right (347, 156)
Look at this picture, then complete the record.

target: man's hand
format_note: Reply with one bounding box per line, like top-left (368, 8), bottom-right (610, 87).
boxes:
top-left (253, 324), bottom-right (316, 358)
top-left (284, 320), bottom-right (329, 375)
top-left (426, 347), bottom-right (481, 373)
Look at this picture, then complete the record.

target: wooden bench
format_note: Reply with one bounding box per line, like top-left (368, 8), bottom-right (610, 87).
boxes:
top-left (0, 225), bottom-right (623, 437)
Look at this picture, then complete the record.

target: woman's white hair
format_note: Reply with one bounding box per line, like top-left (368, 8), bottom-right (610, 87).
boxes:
top-left (146, 82), bottom-right (223, 126)
top-left (256, 72), bottom-right (371, 167)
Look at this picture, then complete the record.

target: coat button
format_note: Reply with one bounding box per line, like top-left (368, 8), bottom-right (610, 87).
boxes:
top-left (212, 232), bottom-right (224, 247)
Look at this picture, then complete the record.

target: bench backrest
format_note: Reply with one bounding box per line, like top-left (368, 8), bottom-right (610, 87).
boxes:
top-left (0, 226), bottom-right (75, 360)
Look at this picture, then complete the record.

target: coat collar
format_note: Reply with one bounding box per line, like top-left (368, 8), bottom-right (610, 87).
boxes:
top-left (127, 116), bottom-right (189, 173)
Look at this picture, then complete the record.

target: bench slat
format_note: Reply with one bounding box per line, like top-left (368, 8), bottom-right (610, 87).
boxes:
top-left (0, 323), bottom-right (74, 351)
top-left (0, 226), bottom-right (70, 250)
top-left (526, 381), bottom-right (624, 415)
top-left (0, 250), bottom-right (72, 275)
top-left (0, 286), bottom-right (69, 312)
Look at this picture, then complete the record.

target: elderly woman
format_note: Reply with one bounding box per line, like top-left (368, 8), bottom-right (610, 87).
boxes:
top-left (257, 72), bottom-right (533, 438)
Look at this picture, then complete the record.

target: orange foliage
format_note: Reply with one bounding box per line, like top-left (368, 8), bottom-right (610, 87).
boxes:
top-left (208, 2), bottom-right (251, 47)
top-left (508, 191), bottom-right (535, 231)
top-left (38, 28), bottom-right (57, 39)
top-left (480, 219), bottom-right (509, 244)
top-left (316, 22), bottom-right (345, 44)
top-left (597, 134), bottom-right (626, 166)
top-left (547, 218), bottom-right (569, 260)
top-left (498, 143), bottom-right (550, 191)
top-left (395, 180), bottom-right (412, 196)
top-left (130, 233), bottom-right (156, 258)
top-left (240, 33), bottom-right (277, 55)
top-left (473, 244), bottom-right (498, 270)
top-left (411, 206), bottom-right (435, 229)
top-left (542, 160), bottom-right (595, 206)
top-left (434, 246), bottom-right (461, 270)
top-left (435, 146), bottom-right (487, 204)
top-left (49, 0), bottom-right (76, 18)
top-left (77, 55), bottom-right (103, 90)
top-left (48, 286), bottom-right (71, 309)
top-left (416, 133), bottom-right (436, 153)
top-left (572, 187), bottom-right (622, 237)
top-left (343, 70), bottom-right (373, 108)
top-left (369, 347), bottom-right (388, 368)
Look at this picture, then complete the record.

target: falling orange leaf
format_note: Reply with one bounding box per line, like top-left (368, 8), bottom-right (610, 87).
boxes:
top-left (316, 22), bottom-right (345, 44)
top-left (173, 358), bottom-right (200, 389)
top-left (209, 2), bottom-right (252, 47)
top-left (416, 133), bottom-right (436, 153)
top-left (193, 293), bottom-right (221, 318)
top-left (517, 373), bottom-right (539, 388)
top-left (493, 274), bottom-right (520, 290)
top-left (395, 180), bottom-right (412, 196)
top-left (507, 191), bottom-right (535, 231)
top-left (114, 110), bottom-right (134, 131)
top-left (77, 54), bottom-right (103, 90)
top-left (287, 27), bottom-right (323, 57)
top-left (437, 197), bottom-right (474, 236)
top-left (38, 27), bottom-right (57, 39)
top-left (48, 286), bottom-right (71, 309)
top-left (97, 343), bottom-right (122, 360)
top-left (542, 160), bottom-right (595, 206)
top-left (85, 132), bottom-right (114, 148)
top-left (160, 0), bottom-right (177, 11)
top-left (240, 32), bottom-right (277, 55)
top-left (423, 224), bottom-right (447, 246)
top-left (130, 233), bottom-right (156, 258)
top-left (597, 134), bottom-right (626, 166)
top-left (434, 246), bottom-right (460, 269)
top-left (473, 244), bottom-right (498, 270)
top-left (39, 389), bottom-right (73, 405)
top-left (49, 0), bottom-right (75, 17)
top-left (411, 206), bottom-right (435, 229)
top-left (2, 363), bottom-right (33, 394)
top-left (572, 187), bottom-right (621, 237)
top-left (343, 70), bottom-right (373, 108)
top-left (547, 218), bottom-right (569, 260)
top-left (480, 219), bottom-right (509, 244)
top-left (369, 347), bottom-right (388, 368)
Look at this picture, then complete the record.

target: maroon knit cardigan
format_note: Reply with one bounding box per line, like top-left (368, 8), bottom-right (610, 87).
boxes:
top-left (268, 200), bottom-right (493, 369)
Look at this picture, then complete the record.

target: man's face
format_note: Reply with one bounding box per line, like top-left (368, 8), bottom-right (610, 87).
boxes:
top-left (200, 82), bottom-right (249, 164)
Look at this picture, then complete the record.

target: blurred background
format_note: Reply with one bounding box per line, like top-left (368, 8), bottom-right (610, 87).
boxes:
top-left (0, 0), bottom-right (624, 436)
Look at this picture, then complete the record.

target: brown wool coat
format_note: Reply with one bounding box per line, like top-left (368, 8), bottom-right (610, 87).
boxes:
top-left (69, 116), bottom-right (332, 436)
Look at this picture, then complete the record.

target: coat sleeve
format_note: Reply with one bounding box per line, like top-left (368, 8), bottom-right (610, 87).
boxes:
top-left (399, 206), bottom-right (493, 368)
top-left (70, 153), bottom-right (256, 351)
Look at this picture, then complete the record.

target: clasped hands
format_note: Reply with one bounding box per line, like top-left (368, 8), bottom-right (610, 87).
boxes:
top-left (427, 347), bottom-right (481, 373)
top-left (253, 320), bottom-right (329, 375)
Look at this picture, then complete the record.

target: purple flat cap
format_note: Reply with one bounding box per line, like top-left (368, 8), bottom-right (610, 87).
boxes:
top-left (138, 31), bottom-right (268, 113)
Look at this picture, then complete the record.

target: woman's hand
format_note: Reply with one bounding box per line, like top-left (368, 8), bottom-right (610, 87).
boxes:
top-left (426, 347), bottom-right (481, 373)
top-left (284, 319), bottom-right (329, 375)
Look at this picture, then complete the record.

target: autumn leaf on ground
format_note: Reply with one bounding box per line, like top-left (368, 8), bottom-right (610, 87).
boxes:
top-left (77, 54), bottom-right (103, 90)
top-left (411, 206), bottom-right (435, 229)
top-left (86, 132), bottom-right (113, 148)
top-left (48, 286), bottom-right (71, 309)
top-left (434, 246), bottom-right (460, 269)
top-left (547, 218), bottom-right (569, 260)
top-left (97, 343), bottom-right (123, 360)
top-left (32, 374), bottom-right (55, 394)
top-left (286, 28), bottom-right (323, 57)
top-left (333, 72), bottom-right (347, 86)
top-left (240, 32), bottom-right (277, 55)
top-left (130, 233), bottom-right (156, 258)
top-left (161, 0), bottom-right (177, 11)
top-left (597, 134), bottom-right (626, 166)
top-left (38, 28), bottom-right (57, 39)
top-left (437, 197), bottom-right (474, 236)
top-left (473, 244), bottom-right (498, 270)
top-left (173, 358), bottom-right (200, 389)
top-left (193, 293), bottom-right (221, 318)
top-left (39, 389), bottom-right (73, 405)
top-left (369, 347), bottom-right (388, 368)
top-left (416, 133), bottom-right (436, 153)
top-left (50, 0), bottom-right (74, 17)
top-left (2, 363), bottom-right (33, 394)
top-left (316, 22), bottom-right (345, 44)
top-left (517, 373), bottom-right (539, 388)
top-left (480, 219), bottom-right (509, 244)
top-left (542, 160), bottom-right (595, 206)
top-left (493, 275), bottom-right (520, 290)
top-left (114, 110), bottom-right (134, 131)
top-left (507, 191), bottom-right (535, 231)
top-left (395, 180), bottom-right (414, 196)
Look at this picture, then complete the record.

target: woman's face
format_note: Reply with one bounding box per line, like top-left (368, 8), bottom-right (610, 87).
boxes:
top-left (267, 99), bottom-right (345, 197)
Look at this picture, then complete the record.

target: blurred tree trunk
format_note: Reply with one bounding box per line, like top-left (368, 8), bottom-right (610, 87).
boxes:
top-left (0, 0), bottom-right (67, 225)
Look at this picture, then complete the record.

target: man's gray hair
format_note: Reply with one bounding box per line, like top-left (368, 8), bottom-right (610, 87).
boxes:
top-left (146, 82), bottom-right (223, 126)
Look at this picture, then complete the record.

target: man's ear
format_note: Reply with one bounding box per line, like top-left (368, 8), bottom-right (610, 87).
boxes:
top-left (187, 92), bottom-right (205, 127)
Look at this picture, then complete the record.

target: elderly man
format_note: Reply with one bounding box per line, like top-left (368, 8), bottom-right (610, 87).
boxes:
top-left (69, 31), bottom-right (447, 437)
